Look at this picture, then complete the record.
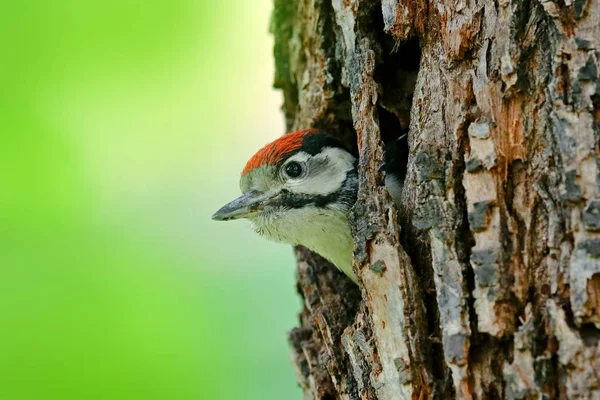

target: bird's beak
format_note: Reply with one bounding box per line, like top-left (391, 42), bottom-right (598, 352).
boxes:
top-left (211, 190), bottom-right (270, 221)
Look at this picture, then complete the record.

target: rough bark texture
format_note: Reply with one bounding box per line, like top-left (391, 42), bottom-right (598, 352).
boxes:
top-left (271, 0), bottom-right (600, 398)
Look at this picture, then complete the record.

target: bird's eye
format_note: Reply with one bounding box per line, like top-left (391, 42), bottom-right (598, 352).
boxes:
top-left (284, 161), bottom-right (303, 178)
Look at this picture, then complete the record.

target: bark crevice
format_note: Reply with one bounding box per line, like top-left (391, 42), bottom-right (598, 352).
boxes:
top-left (271, 0), bottom-right (600, 398)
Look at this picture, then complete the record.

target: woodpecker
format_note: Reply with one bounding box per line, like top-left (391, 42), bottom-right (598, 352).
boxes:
top-left (212, 129), bottom-right (402, 283)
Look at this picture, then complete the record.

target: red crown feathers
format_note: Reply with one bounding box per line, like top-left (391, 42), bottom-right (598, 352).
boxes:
top-left (241, 129), bottom-right (318, 176)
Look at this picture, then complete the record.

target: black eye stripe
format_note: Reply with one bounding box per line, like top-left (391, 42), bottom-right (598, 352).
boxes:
top-left (273, 171), bottom-right (358, 210)
top-left (275, 191), bottom-right (338, 209)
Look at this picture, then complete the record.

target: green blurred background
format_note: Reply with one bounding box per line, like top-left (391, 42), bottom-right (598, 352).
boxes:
top-left (1, 1), bottom-right (302, 399)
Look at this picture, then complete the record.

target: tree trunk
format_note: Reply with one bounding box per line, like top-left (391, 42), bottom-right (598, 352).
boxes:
top-left (271, 0), bottom-right (600, 398)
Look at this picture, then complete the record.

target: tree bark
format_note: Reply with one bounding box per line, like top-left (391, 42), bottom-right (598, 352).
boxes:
top-left (271, 0), bottom-right (600, 398)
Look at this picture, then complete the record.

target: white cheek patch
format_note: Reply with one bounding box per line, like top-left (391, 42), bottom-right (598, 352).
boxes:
top-left (284, 148), bottom-right (355, 196)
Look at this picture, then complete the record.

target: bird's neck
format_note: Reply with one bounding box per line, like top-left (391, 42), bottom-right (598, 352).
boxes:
top-left (253, 206), bottom-right (357, 282)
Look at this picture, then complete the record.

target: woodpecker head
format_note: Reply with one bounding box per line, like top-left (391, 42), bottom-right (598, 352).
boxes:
top-left (212, 129), bottom-right (359, 281)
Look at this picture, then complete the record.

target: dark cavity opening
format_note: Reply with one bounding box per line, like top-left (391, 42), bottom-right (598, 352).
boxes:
top-left (580, 322), bottom-right (600, 347)
top-left (375, 36), bottom-right (421, 183)
top-left (374, 29), bottom-right (456, 394)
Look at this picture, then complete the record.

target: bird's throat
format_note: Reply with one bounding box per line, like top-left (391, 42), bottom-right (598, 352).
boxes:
top-left (252, 207), bottom-right (357, 282)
